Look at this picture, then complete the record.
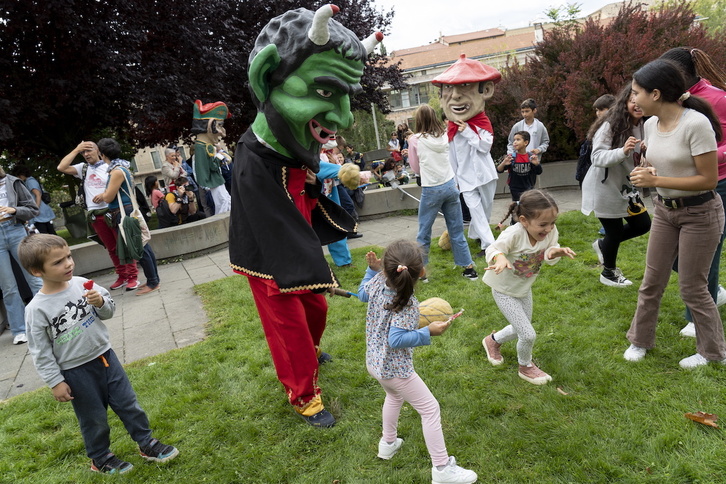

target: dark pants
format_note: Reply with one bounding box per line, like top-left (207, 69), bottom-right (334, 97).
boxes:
top-left (62, 349), bottom-right (152, 461)
top-left (336, 185), bottom-right (358, 221)
top-left (35, 221), bottom-right (56, 234)
top-left (597, 211), bottom-right (652, 269)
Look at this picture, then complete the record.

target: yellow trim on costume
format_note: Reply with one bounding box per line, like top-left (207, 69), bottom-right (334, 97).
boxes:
top-left (296, 395), bottom-right (325, 416)
top-left (229, 263), bottom-right (338, 293)
top-left (281, 167), bottom-right (294, 203)
top-left (317, 199), bottom-right (358, 233)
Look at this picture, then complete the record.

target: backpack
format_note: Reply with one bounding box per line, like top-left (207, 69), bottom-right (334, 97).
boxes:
top-left (39, 181), bottom-right (51, 204)
top-left (575, 140), bottom-right (592, 185)
top-left (155, 197), bottom-right (179, 228)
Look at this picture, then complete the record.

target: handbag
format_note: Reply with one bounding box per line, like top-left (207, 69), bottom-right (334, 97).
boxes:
top-left (116, 168), bottom-right (151, 246)
top-left (627, 192), bottom-right (648, 216)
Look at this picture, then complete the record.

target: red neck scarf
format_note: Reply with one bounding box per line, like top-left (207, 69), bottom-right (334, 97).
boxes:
top-left (447, 112), bottom-right (494, 142)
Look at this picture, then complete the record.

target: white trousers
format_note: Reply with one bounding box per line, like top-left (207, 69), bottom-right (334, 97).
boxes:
top-left (461, 179), bottom-right (496, 249)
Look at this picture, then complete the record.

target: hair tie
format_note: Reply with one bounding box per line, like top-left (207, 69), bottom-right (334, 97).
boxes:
top-left (679, 91), bottom-right (691, 102)
top-left (516, 200), bottom-right (520, 206)
top-left (396, 265), bottom-right (408, 273)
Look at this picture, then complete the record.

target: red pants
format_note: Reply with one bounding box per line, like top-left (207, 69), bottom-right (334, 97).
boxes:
top-left (91, 216), bottom-right (138, 281)
top-left (247, 276), bottom-right (328, 415)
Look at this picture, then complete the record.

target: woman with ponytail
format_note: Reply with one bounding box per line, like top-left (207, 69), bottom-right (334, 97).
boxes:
top-left (626, 59), bottom-right (726, 368)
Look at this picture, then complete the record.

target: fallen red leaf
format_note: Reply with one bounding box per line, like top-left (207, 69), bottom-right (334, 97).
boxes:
top-left (685, 411), bottom-right (719, 428)
top-left (83, 280), bottom-right (94, 290)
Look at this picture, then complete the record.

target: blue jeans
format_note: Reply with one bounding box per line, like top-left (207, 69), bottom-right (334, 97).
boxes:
top-left (62, 349), bottom-right (152, 461)
top-left (417, 178), bottom-right (473, 267)
top-left (138, 244), bottom-right (160, 288)
top-left (0, 220), bottom-right (42, 336)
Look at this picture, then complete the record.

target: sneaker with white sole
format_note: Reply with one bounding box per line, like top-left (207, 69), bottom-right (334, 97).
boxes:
top-left (680, 322), bottom-right (696, 338)
top-left (462, 267), bottom-right (478, 280)
top-left (718, 286), bottom-right (726, 307)
top-left (624, 344), bottom-right (647, 362)
top-left (125, 279), bottom-right (140, 291)
top-left (600, 268), bottom-right (632, 287)
top-left (518, 363), bottom-right (552, 385)
top-left (377, 437), bottom-right (403, 460)
top-left (109, 277), bottom-right (127, 290)
top-left (679, 353), bottom-right (709, 369)
top-left (482, 332), bottom-right (503, 366)
top-left (592, 239), bottom-right (604, 265)
top-left (13, 333), bottom-right (28, 345)
top-left (431, 456), bottom-right (477, 484)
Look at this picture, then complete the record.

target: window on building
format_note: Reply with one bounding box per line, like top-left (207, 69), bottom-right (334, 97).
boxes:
top-left (388, 85), bottom-right (430, 110)
top-left (130, 157), bottom-right (138, 172)
top-left (150, 151), bottom-right (162, 170)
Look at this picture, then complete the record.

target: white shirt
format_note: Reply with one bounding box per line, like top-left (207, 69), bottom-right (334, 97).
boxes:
top-left (0, 178), bottom-right (9, 221)
top-left (449, 125), bottom-right (498, 192)
top-left (72, 162), bottom-right (109, 210)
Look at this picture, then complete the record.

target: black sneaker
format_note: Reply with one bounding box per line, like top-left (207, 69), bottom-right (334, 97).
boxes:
top-left (300, 408), bottom-right (336, 428)
top-left (462, 267), bottom-right (478, 280)
top-left (91, 453), bottom-right (134, 474)
top-left (317, 352), bottom-right (332, 365)
top-left (600, 268), bottom-right (632, 287)
top-left (139, 438), bottom-right (179, 463)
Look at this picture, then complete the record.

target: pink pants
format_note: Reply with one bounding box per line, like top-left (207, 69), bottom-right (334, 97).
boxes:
top-left (369, 368), bottom-right (448, 467)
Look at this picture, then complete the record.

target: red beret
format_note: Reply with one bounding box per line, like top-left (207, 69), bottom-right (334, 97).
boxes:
top-left (432, 54), bottom-right (501, 86)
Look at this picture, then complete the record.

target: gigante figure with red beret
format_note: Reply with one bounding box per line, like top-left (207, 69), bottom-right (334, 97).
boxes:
top-left (433, 54), bottom-right (502, 256)
top-left (228, 5), bottom-right (382, 428)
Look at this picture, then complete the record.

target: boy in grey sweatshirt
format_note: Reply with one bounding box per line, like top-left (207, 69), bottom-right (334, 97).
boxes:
top-left (19, 234), bottom-right (178, 474)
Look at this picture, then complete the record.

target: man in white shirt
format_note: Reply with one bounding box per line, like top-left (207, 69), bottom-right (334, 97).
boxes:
top-left (57, 141), bottom-right (139, 290)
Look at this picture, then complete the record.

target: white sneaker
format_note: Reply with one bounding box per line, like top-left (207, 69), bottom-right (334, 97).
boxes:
top-left (718, 286), bottom-right (726, 307)
top-left (624, 344), bottom-right (646, 362)
top-left (431, 456), bottom-right (477, 484)
top-left (679, 353), bottom-right (709, 369)
top-left (592, 239), bottom-right (604, 265)
top-left (680, 322), bottom-right (696, 338)
top-left (377, 438), bottom-right (403, 460)
top-left (13, 333), bottom-right (28, 345)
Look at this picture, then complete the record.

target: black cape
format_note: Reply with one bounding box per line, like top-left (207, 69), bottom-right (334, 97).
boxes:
top-left (229, 129), bottom-right (357, 292)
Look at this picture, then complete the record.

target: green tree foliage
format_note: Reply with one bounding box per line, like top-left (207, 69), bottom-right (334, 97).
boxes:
top-left (486, 1), bottom-right (726, 162)
top-left (339, 106), bottom-right (395, 153)
top-left (0, 0), bottom-right (405, 179)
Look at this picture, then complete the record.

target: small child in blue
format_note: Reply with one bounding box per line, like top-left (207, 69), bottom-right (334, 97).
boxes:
top-left (497, 130), bottom-right (542, 203)
top-left (482, 190), bottom-right (576, 385)
top-left (18, 234), bottom-right (178, 475)
top-left (358, 239), bottom-right (477, 484)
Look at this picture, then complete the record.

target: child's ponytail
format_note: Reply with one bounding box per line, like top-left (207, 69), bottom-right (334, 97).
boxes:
top-left (500, 189), bottom-right (559, 226)
top-left (382, 240), bottom-right (424, 312)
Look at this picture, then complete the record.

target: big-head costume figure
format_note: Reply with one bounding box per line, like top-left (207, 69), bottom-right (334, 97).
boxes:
top-left (192, 100), bottom-right (232, 214)
top-left (229, 5), bottom-right (381, 428)
top-left (432, 54), bottom-right (501, 254)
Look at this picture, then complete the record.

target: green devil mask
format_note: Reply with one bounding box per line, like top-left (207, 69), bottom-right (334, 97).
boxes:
top-left (248, 4), bottom-right (382, 172)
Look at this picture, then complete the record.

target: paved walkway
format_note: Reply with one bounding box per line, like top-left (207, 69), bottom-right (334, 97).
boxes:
top-left (0, 188), bottom-right (582, 401)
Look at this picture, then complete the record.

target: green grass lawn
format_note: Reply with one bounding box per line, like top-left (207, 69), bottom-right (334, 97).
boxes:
top-left (2, 211), bottom-right (726, 483)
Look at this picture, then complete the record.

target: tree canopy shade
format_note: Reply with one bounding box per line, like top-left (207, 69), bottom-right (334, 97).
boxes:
top-left (0, 0), bottom-right (405, 175)
top-left (485, 1), bottom-right (726, 162)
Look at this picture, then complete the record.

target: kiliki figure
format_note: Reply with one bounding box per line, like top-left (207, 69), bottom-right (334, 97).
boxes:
top-left (432, 54), bottom-right (502, 257)
top-left (228, 5), bottom-right (382, 428)
top-left (191, 100), bottom-right (232, 215)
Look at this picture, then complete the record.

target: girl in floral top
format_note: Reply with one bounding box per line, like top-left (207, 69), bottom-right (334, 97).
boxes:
top-left (357, 239), bottom-right (477, 484)
top-left (482, 189), bottom-right (576, 385)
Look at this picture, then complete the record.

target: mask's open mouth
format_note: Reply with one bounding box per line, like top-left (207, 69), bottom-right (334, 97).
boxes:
top-left (450, 104), bottom-right (470, 114)
top-left (310, 120), bottom-right (336, 144)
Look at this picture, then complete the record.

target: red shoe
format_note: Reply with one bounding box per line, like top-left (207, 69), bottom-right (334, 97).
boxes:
top-left (109, 278), bottom-right (127, 290)
top-left (125, 279), bottom-right (140, 291)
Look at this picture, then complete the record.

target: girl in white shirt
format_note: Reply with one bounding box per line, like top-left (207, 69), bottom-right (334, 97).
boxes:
top-left (626, 59), bottom-right (726, 368)
top-left (482, 189), bottom-right (576, 384)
